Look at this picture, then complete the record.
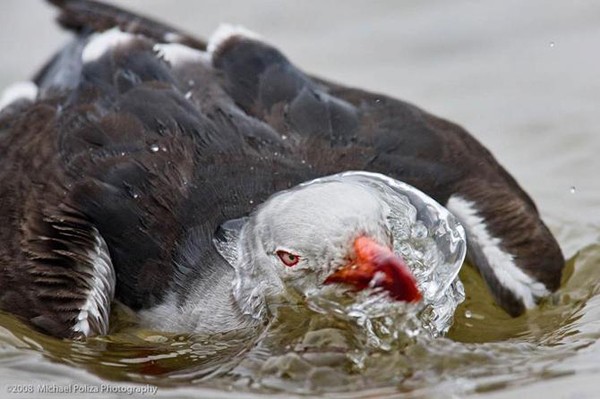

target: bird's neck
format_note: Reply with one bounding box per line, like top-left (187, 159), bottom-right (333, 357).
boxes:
top-left (139, 263), bottom-right (261, 335)
top-left (140, 217), bottom-right (281, 335)
top-left (188, 265), bottom-right (261, 334)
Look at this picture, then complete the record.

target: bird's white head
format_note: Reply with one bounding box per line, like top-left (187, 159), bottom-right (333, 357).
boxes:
top-left (226, 173), bottom-right (424, 319)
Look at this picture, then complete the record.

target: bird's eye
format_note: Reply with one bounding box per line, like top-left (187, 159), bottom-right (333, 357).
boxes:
top-left (276, 250), bottom-right (300, 267)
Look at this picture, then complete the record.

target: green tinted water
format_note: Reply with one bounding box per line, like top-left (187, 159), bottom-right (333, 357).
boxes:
top-left (1, 246), bottom-right (599, 398)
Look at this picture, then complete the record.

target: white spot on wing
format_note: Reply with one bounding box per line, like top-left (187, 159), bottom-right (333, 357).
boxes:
top-left (153, 43), bottom-right (210, 67)
top-left (72, 229), bottom-right (115, 336)
top-left (446, 195), bottom-right (548, 308)
top-left (207, 23), bottom-right (262, 57)
top-left (0, 81), bottom-right (38, 110)
top-left (82, 28), bottom-right (134, 63)
top-left (163, 31), bottom-right (183, 43)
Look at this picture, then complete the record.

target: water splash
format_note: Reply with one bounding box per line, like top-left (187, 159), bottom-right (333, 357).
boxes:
top-left (315, 172), bottom-right (467, 337)
top-left (217, 172), bottom-right (466, 345)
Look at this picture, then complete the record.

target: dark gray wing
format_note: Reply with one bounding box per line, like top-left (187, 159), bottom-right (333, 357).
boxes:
top-left (0, 103), bottom-right (114, 338)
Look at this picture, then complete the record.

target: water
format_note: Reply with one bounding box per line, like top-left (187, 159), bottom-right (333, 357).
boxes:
top-left (1, 1), bottom-right (599, 398)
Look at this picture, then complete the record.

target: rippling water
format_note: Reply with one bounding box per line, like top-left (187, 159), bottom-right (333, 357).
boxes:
top-left (1, 1), bottom-right (599, 398)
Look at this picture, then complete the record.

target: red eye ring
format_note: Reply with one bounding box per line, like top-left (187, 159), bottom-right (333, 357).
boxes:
top-left (276, 250), bottom-right (300, 267)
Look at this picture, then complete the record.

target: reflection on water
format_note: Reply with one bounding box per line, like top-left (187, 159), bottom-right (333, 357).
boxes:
top-left (1, 245), bottom-right (600, 397)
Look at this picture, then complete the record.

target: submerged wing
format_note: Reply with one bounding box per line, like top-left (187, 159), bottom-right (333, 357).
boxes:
top-left (0, 195), bottom-right (115, 338)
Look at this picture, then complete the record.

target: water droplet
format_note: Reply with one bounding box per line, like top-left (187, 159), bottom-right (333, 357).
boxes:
top-left (185, 91), bottom-right (193, 99)
top-left (150, 144), bottom-right (160, 153)
top-left (375, 98), bottom-right (382, 104)
top-left (120, 152), bottom-right (126, 157)
top-left (411, 223), bottom-right (428, 239)
top-left (465, 310), bottom-right (472, 319)
top-left (132, 193), bottom-right (139, 199)
top-left (188, 80), bottom-right (195, 87)
top-left (301, 159), bottom-right (307, 164)
top-left (281, 134), bottom-right (288, 140)
top-left (249, 166), bottom-right (255, 171)
top-left (274, 152), bottom-right (279, 156)
top-left (249, 199), bottom-right (254, 205)
top-left (549, 41), bottom-right (555, 48)
top-left (569, 186), bottom-right (576, 194)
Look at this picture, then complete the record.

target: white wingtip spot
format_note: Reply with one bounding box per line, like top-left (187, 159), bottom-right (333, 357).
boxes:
top-left (207, 23), bottom-right (262, 56)
top-left (82, 28), bottom-right (135, 63)
top-left (447, 195), bottom-right (549, 308)
top-left (0, 81), bottom-right (38, 110)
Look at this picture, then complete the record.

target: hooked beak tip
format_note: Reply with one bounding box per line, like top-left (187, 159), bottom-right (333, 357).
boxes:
top-left (324, 236), bottom-right (422, 302)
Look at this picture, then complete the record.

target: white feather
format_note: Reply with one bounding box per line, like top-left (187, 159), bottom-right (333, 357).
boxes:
top-left (207, 23), bottom-right (262, 56)
top-left (163, 31), bottom-right (183, 43)
top-left (0, 81), bottom-right (38, 110)
top-left (446, 195), bottom-right (548, 308)
top-left (153, 43), bottom-right (210, 67)
top-left (72, 230), bottom-right (115, 336)
top-left (82, 28), bottom-right (134, 63)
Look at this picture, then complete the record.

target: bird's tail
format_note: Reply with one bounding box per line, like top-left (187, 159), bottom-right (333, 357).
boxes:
top-left (47, 0), bottom-right (206, 50)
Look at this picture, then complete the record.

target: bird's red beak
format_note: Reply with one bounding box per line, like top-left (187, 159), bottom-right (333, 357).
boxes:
top-left (324, 236), bottom-right (422, 302)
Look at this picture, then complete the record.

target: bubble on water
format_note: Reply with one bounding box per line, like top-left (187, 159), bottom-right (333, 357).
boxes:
top-left (411, 223), bottom-right (428, 239)
top-left (465, 310), bottom-right (472, 319)
top-left (149, 143), bottom-right (160, 152)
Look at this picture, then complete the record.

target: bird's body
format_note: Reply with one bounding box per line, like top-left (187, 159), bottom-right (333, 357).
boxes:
top-left (0, 0), bottom-right (563, 339)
